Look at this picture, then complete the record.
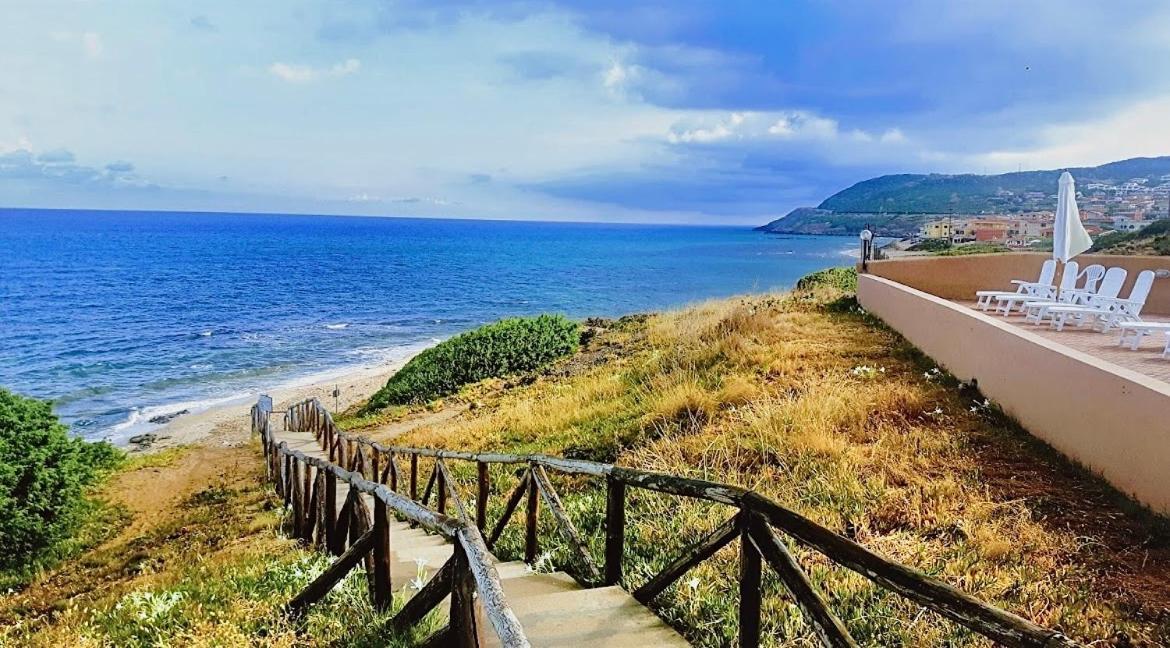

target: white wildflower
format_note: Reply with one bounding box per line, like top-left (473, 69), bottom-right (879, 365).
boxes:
top-left (410, 576), bottom-right (426, 591)
top-left (687, 577), bottom-right (700, 590)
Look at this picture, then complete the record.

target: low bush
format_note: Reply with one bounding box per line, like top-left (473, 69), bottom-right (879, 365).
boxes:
top-left (936, 241), bottom-right (1011, 256)
top-left (906, 238), bottom-right (952, 252)
top-left (794, 266), bottom-right (857, 293)
top-left (0, 388), bottom-right (121, 570)
top-left (364, 314), bottom-right (580, 410)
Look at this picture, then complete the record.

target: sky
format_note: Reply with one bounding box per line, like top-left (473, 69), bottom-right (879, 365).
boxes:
top-left (3, 1), bottom-right (1170, 225)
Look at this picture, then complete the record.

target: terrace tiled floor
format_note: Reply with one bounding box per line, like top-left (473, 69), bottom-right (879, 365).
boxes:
top-left (956, 301), bottom-right (1170, 385)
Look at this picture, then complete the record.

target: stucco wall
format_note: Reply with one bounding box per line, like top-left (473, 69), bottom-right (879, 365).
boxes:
top-left (858, 273), bottom-right (1170, 514)
top-left (866, 253), bottom-right (1170, 315)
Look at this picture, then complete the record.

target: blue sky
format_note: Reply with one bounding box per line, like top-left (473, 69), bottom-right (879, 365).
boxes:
top-left (3, 1), bottom-right (1170, 224)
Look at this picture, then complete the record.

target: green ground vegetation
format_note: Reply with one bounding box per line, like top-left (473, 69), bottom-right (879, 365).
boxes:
top-left (363, 314), bottom-right (579, 411)
top-left (1091, 218), bottom-right (1170, 255)
top-left (0, 389), bottom-right (123, 588)
top-left (379, 268), bottom-right (1169, 646)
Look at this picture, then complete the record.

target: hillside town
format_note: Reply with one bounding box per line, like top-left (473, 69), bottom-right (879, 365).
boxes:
top-left (916, 173), bottom-right (1170, 246)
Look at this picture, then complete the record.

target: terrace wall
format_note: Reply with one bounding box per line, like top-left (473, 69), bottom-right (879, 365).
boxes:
top-left (866, 252), bottom-right (1170, 315)
top-left (858, 272), bottom-right (1170, 515)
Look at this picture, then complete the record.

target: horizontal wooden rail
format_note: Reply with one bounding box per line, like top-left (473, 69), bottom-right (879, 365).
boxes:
top-left (263, 396), bottom-right (1082, 648)
top-left (255, 398), bottom-right (529, 648)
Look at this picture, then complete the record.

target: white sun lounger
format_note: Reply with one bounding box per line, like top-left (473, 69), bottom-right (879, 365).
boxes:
top-left (991, 261), bottom-right (1079, 317)
top-left (1116, 321), bottom-right (1170, 350)
top-left (1164, 332), bottom-right (1170, 359)
top-left (1020, 264), bottom-right (1106, 323)
top-left (1046, 269), bottom-right (1154, 332)
top-left (974, 259), bottom-right (1056, 313)
top-left (1024, 266), bottom-right (1125, 326)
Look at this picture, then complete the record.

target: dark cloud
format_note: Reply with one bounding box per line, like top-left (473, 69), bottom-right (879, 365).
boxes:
top-left (528, 155), bottom-right (874, 217)
top-left (0, 149), bottom-right (145, 188)
top-left (498, 50), bottom-right (596, 82)
top-left (36, 149), bottom-right (76, 164)
top-left (189, 15), bottom-right (218, 32)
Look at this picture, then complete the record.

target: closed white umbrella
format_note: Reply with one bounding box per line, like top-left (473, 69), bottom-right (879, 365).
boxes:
top-left (1052, 171), bottom-right (1092, 263)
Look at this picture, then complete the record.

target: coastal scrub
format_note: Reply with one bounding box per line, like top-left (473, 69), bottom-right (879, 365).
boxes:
top-left (364, 314), bottom-right (579, 411)
top-left (0, 388), bottom-right (121, 580)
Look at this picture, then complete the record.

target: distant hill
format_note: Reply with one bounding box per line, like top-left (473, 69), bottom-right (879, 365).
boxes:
top-left (757, 156), bottom-right (1170, 236)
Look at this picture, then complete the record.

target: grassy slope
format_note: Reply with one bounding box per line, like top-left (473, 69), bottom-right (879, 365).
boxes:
top-left (0, 445), bottom-right (438, 647)
top-left (7, 276), bottom-right (1169, 646)
top-left (365, 278), bottom-right (1170, 646)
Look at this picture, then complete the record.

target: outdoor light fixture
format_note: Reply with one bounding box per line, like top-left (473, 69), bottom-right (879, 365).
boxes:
top-left (859, 229), bottom-right (874, 272)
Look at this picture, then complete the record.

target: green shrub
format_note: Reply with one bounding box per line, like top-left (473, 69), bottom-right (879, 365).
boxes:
top-left (795, 266), bottom-right (857, 293)
top-left (0, 388), bottom-right (121, 569)
top-left (365, 315), bottom-right (580, 410)
top-left (935, 242), bottom-right (1011, 256)
top-left (906, 238), bottom-right (952, 252)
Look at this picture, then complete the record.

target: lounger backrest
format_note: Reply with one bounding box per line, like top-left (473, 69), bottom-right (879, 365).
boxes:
top-left (1078, 264), bottom-right (1105, 292)
top-left (1126, 270), bottom-right (1156, 306)
top-left (1094, 267), bottom-right (1128, 300)
top-left (1057, 261), bottom-right (1079, 292)
top-left (1037, 259), bottom-right (1057, 286)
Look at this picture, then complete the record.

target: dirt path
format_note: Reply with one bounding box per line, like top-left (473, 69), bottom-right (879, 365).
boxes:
top-left (363, 404), bottom-right (469, 444)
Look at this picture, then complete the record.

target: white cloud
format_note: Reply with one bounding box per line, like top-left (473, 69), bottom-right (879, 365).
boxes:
top-left (666, 110), bottom-right (892, 146)
top-left (968, 95), bottom-right (1170, 172)
top-left (269, 58), bottom-right (361, 83)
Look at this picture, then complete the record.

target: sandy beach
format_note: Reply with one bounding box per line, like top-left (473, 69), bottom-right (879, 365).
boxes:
top-left (142, 356), bottom-right (415, 452)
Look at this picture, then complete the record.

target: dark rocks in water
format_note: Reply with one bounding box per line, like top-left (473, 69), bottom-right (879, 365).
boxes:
top-left (148, 409), bottom-right (189, 425)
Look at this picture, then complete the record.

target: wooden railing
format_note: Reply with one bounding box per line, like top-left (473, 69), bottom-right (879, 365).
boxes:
top-left (253, 397), bottom-right (528, 648)
top-left (258, 396), bottom-right (1082, 648)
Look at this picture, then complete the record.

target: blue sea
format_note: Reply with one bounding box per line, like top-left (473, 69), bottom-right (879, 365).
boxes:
top-left (0, 209), bottom-right (851, 443)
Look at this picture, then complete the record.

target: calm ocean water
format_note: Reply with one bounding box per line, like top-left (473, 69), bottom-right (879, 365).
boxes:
top-left (0, 209), bottom-right (851, 442)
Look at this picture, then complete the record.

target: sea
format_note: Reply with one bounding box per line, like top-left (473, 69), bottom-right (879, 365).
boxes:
top-left (0, 209), bottom-right (853, 443)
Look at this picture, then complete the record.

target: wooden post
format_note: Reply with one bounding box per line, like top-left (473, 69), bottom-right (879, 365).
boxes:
top-left (291, 461), bottom-right (303, 538)
top-left (372, 497), bottom-right (392, 611)
top-left (372, 450), bottom-right (381, 485)
top-left (283, 455), bottom-right (293, 507)
top-left (410, 454), bottom-right (419, 500)
top-left (437, 464), bottom-right (447, 514)
top-left (324, 470), bottom-right (338, 551)
top-left (476, 461), bottom-right (489, 531)
top-left (605, 477), bottom-right (626, 585)
top-left (314, 471), bottom-right (327, 549)
top-left (740, 512), bottom-right (762, 648)
top-left (389, 453), bottom-right (399, 492)
top-left (449, 543), bottom-right (479, 648)
top-left (748, 517), bottom-right (857, 647)
top-left (525, 468), bottom-right (539, 564)
top-left (301, 462), bottom-right (313, 532)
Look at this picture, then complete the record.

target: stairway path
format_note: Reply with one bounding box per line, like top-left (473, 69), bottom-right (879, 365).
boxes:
top-left (274, 427), bottom-right (690, 647)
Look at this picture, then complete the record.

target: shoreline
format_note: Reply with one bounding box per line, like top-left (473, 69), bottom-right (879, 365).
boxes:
top-left (137, 353), bottom-right (418, 452)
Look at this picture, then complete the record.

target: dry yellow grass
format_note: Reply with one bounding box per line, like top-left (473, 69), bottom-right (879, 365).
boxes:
top-left (17, 274), bottom-right (1167, 647)
top-left (384, 284), bottom-right (1170, 646)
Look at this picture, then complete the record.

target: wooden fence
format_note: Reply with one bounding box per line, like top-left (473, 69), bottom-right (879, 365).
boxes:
top-left (254, 396), bottom-right (1081, 648)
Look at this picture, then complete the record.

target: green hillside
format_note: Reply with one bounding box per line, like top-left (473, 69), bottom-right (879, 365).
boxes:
top-left (758, 156), bottom-right (1170, 236)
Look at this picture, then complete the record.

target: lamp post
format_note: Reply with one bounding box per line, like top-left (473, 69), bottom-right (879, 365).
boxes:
top-left (859, 229), bottom-right (874, 272)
